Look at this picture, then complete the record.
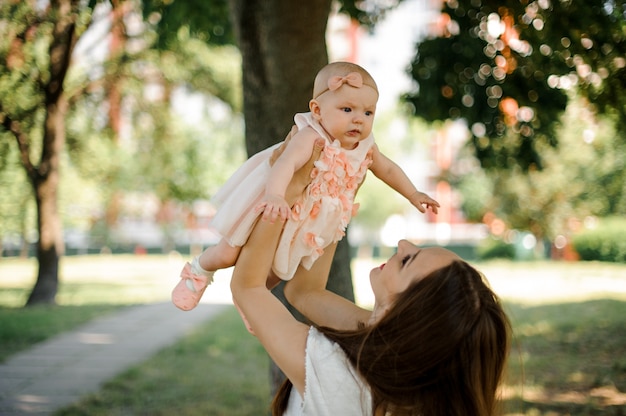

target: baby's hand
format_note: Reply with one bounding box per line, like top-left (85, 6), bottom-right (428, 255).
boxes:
top-left (410, 191), bottom-right (440, 215)
top-left (256, 194), bottom-right (291, 223)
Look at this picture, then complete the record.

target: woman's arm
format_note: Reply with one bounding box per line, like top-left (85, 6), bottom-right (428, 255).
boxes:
top-left (284, 245), bottom-right (372, 330)
top-left (231, 218), bottom-right (309, 394)
top-left (369, 144), bottom-right (439, 214)
top-left (230, 131), bottom-right (324, 395)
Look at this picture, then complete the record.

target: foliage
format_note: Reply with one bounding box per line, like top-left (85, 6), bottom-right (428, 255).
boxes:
top-left (125, 100), bottom-right (246, 202)
top-left (476, 236), bottom-right (514, 260)
top-left (407, 0), bottom-right (626, 171)
top-left (573, 217), bottom-right (626, 263)
top-left (0, 1), bottom-right (94, 125)
top-left (454, 95), bottom-right (626, 240)
top-left (0, 0), bottom-right (103, 304)
top-left (0, 0), bottom-right (245, 255)
top-left (452, 169), bottom-right (492, 224)
top-left (337, 0), bottom-right (406, 28)
top-left (142, 0), bottom-right (407, 52)
top-left (142, 0), bottom-right (235, 48)
top-left (0, 139), bottom-right (35, 253)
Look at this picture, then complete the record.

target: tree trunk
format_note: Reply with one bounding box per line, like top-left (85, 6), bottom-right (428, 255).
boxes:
top-left (26, 100), bottom-right (67, 306)
top-left (23, 0), bottom-right (79, 306)
top-left (228, 0), bottom-right (355, 404)
top-left (229, 0), bottom-right (332, 155)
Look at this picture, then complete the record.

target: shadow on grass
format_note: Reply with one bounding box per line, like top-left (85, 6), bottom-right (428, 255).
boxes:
top-left (503, 299), bottom-right (626, 415)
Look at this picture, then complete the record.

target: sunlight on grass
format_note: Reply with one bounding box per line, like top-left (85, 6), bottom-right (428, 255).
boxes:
top-left (352, 257), bottom-right (626, 307)
top-left (0, 253), bottom-right (235, 308)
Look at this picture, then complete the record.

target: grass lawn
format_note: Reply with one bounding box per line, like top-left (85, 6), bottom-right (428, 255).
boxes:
top-left (56, 307), bottom-right (271, 416)
top-left (1, 254), bottom-right (626, 415)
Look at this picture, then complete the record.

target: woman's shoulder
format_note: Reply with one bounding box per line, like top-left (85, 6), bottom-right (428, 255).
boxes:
top-left (306, 327), bottom-right (342, 359)
top-left (298, 327), bottom-right (372, 415)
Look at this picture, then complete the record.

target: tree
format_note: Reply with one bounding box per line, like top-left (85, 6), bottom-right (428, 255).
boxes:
top-left (0, 0), bottom-right (98, 305)
top-left (456, 94), bottom-right (626, 243)
top-left (406, 0), bottom-right (626, 171)
top-left (0, 0), bottom-right (246, 304)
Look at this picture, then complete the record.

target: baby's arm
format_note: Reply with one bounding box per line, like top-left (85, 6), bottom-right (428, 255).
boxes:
top-left (256, 127), bottom-right (320, 222)
top-left (369, 144), bottom-right (440, 214)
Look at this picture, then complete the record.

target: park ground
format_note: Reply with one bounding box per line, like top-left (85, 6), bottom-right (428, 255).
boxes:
top-left (1, 253), bottom-right (626, 415)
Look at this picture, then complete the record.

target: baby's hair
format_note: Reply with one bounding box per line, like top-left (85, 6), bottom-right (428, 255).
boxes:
top-left (312, 61), bottom-right (379, 99)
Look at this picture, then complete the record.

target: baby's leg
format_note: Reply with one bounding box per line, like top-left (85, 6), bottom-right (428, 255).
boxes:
top-left (197, 239), bottom-right (242, 272)
top-left (172, 240), bottom-right (240, 311)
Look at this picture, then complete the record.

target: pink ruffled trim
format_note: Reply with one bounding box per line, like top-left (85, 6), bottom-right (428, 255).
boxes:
top-left (291, 141), bottom-right (372, 258)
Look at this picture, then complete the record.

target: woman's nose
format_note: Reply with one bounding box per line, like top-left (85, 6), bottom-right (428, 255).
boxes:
top-left (397, 239), bottom-right (412, 252)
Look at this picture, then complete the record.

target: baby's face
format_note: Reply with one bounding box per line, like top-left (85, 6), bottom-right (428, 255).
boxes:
top-left (312, 84), bottom-right (378, 149)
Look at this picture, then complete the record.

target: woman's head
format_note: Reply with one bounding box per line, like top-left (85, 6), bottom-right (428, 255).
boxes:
top-left (369, 241), bottom-right (461, 314)
top-left (324, 248), bottom-right (511, 415)
top-left (309, 62), bottom-right (379, 150)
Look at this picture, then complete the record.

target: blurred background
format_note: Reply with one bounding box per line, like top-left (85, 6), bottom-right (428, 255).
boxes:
top-left (1, 1), bottom-right (625, 413)
top-left (2, 0), bottom-right (624, 270)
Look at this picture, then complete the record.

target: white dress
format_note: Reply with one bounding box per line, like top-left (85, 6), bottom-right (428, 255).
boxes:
top-left (210, 112), bottom-right (374, 279)
top-left (283, 327), bottom-right (373, 416)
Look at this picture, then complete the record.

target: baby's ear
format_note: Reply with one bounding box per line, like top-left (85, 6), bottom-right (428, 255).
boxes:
top-left (309, 99), bottom-right (322, 120)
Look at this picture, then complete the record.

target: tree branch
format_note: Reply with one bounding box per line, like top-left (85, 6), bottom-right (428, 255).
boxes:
top-left (1, 113), bottom-right (37, 183)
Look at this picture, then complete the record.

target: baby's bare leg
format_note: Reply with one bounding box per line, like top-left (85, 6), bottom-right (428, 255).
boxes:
top-left (197, 239), bottom-right (242, 272)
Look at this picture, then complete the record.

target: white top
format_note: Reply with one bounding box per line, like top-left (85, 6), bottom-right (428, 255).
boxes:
top-left (283, 327), bottom-right (372, 416)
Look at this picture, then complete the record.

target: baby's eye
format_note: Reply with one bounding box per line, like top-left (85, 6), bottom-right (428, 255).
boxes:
top-left (401, 255), bottom-right (411, 266)
top-left (342, 107), bottom-right (352, 113)
top-left (365, 110), bottom-right (373, 116)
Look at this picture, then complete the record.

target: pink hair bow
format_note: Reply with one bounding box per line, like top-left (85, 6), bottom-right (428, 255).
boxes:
top-left (180, 262), bottom-right (209, 292)
top-left (327, 72), bottom-right (363, 91)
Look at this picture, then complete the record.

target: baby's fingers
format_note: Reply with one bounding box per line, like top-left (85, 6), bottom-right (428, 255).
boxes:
top-left (278, 205), bottom-right (291, 221)
top-left (262, 205), bottom-right (279, 223)
top-left (255, 201), bottom-right (267, 214)
top-left (423, 199), bottom-right (439, 214)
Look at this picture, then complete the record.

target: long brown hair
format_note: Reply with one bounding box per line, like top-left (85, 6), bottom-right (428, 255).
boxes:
top-left (272, 260), bottom-right (511, 415)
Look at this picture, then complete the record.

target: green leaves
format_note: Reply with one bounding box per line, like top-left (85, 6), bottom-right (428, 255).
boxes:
top-left (406, 0), bottom-right (626, 171)
top-left (141, 0), bottom-right (234, 49)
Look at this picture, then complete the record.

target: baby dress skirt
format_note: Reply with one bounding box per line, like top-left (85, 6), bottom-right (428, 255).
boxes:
top-left (210, 112), bottom-right (374, 280)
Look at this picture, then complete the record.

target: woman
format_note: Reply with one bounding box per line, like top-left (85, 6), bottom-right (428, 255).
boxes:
top-left (230, 135), bottom-right (511, 416)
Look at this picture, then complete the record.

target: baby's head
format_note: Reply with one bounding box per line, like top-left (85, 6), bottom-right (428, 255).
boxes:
top-left (310, 62), bottom-right (379, 149)
top-left (312, 62), bottom-right (379, 100)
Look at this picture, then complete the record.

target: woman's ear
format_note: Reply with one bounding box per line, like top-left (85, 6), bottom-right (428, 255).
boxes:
top-left (309, 99), bottom-right (322, 121)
